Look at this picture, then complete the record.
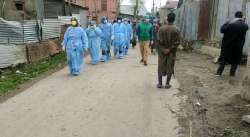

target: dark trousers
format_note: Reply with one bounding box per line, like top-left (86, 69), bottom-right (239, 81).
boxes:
top-left (216, 60), bottom-right (238, 76)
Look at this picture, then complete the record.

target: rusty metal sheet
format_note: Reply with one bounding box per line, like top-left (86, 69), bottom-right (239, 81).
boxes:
top-left (198, 0), bottom-right (214, 40)
top-left (175, 1), bottom-right (200, 41)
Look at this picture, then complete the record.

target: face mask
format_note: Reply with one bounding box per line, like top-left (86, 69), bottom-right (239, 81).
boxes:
top-left (104, 20), bottom-right (108, 24)
top-left (124, 21), bottom-right (128, 24)
top-left (118, 20), bottom-right (121, 23)
top-left (71, 21), bottom-right (77, 26)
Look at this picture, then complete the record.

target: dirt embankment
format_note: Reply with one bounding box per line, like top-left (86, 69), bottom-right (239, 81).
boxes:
top-left (175, 52), bottom-right (250, 137)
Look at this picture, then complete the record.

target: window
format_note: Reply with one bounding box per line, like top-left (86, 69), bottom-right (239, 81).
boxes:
top-left (15, 2), bottom-right (23, 11)
top-left (101, 0), bottom-right (107, 11)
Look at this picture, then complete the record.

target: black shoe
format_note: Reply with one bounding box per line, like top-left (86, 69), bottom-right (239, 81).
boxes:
top-left (165, 84), bottom-right (172, 89)
top-left (144, 62), bottom-right (148, 66)
top-left (230, 74), bottom-right (236, 77)
top-left (157, 84), bottom-right (163, 89)
top-left (140, 59), bottom-right (143, 63)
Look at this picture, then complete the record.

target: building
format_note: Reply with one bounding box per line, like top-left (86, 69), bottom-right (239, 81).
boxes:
top-left (84, 0), bottom-right (118, 22)
top-left (0, 0), bottom-right (88, 21)
top-left (0, 0), bottom-right (37, 20)
top-left (45, 0), bottom-right (88, 19)
top-left (159, 0), bottom-right (178, 24)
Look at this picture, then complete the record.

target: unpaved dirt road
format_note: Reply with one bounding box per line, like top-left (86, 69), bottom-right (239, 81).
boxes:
top-left (0, 49), bottom-right (185, 137)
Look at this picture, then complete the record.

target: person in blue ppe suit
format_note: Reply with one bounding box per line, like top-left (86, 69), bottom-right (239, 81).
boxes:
top-left (112, 17), bottom-right (127, 59)
top-left (86, 21), bottom-right (102, 65)
top-left (124, 18), bottom-right (133, 55)
top-left (99, 16), bottom-right (112, 62)
top-left (62, 18), bottom-right (88, 76)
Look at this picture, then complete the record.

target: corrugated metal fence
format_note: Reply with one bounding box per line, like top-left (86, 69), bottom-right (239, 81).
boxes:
top-left (214, 0), bottom-right (244, 39)
top-left (243, 3), bottom-right (250, 54)
top-left (175, 0), bottom-right (250, 53)
top-left (0, 15), bottom-right (80, 68)
top-left (0, 18), bottom-right (63, 45)
top-left (175, 1), bottom-right (200, 41)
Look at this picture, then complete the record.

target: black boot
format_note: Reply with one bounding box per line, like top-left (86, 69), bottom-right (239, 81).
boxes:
top-left (230, 64), bottom-right (238, 77)
top-left (165, 75), bottom-right (172, 89)
top-left (216, 60), bottom-right (226, 76)
top-left (157, 75), bottom-right (163, 88)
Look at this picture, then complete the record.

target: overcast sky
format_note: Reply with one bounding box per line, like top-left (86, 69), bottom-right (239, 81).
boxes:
top-left (122, 0), bottom-right (179, 11)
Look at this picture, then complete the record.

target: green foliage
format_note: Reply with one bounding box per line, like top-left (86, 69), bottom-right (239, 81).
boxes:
top-left (222, 128), bottom-right (248, 137)
top-left (0, 53), bottom-right (66, 95)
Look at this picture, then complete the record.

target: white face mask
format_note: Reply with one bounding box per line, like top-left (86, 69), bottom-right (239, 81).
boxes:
top-left (118, 20), bottom-right (121, 23)
top-left (104, 20), bottom-right (108, 24)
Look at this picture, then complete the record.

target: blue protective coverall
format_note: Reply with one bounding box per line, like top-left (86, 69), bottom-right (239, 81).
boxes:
top-left (86, 26), bottom-right (102, 65)
top-left (99, 21), bottom-right (112, 61)
top-left (112, 22), bottom-right (127, 58)
top-left (63, 26), bottom-right (88, 76)
top-left (124, 23), bottom-right (133, 55)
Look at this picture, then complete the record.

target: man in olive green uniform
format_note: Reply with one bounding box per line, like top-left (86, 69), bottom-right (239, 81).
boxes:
top-left (137, 18), bottom-right (153, 66)
top-left (157, 13), bottom-right (181, 89)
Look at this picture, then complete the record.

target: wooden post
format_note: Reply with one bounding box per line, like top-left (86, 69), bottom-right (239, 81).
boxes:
top-left (116, 0), bottom-right (120, 17)
top-left (62, 0), bottom-right (66, 16)
top-left (152, 0), bottom-right (155, 16)
top-left (133, 0), bottom-right (139, 19)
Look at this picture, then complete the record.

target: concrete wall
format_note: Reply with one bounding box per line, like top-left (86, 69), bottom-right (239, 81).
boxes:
top-left (0, 0), bottom-right (37, 21)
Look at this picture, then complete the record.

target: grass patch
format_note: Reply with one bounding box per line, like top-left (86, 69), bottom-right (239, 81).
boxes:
top-left (222, 127), bottom-right (249, 137)
top-left (0, 53), bottom-right (67, 96)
